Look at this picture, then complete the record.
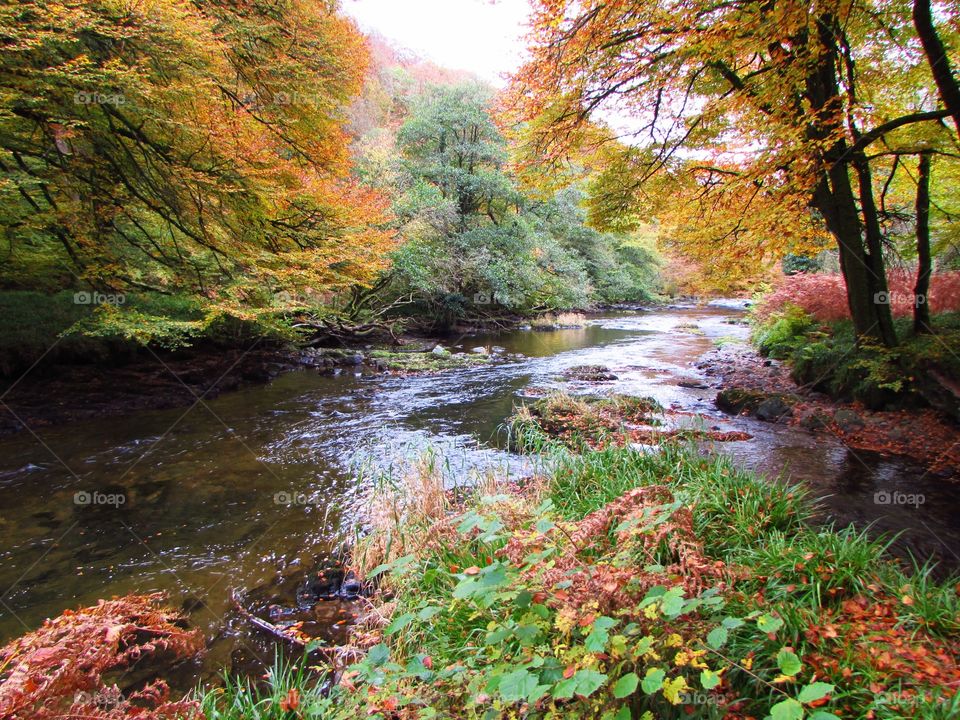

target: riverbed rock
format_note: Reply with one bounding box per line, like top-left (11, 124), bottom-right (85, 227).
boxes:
top-left (833, 407), bottom-right (866, 432)
top-left (563, 364), bottom-right (618, 382)
top-left (755, 396), bottom-right (793, 422)
top-left (431, 345), bottom-right (450, 357)
top-left (471, 346), bottom-right (489, 355)
top-left (715, 388), bottom-right (767, 415)
top-left (716, 387), bottom-right (796, 422)
top-left (797, 407), bottom-right (831, 431)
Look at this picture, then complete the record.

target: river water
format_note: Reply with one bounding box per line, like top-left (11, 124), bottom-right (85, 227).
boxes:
top-left (0, 304), bottom-right (957, 682)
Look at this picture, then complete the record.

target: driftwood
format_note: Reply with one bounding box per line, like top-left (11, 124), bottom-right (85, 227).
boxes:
top-left (229, 590), bottom-right (364, 669)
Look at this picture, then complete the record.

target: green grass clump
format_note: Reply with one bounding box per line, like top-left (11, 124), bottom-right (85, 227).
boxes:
top-left (369, 349), bottom-right (491, 373)
top-left (202, 432), bottom-right (958, 719)
top-left (198, 652), bottom-right (336, 719)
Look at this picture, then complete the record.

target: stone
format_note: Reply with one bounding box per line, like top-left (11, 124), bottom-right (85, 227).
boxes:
top-left (834, 407), bottom-right (866, 432)
top-left (431, 345), bottom-right (450, 357)
top-left (755, 397), bottom-right (793, 422)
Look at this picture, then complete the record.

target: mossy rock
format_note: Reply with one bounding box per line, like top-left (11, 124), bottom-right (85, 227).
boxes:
top-left (563, 364), bottom-right (618, 382)
top-left (716, 388), bottom-right (796, 420)
top-left (368, 350), bottom-right (490, 373)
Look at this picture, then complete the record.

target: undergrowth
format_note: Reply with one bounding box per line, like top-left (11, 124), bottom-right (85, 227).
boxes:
top-left (751, 304), bottom-right (960, 409)
top-left (222, 420), bottom-right (960, 720)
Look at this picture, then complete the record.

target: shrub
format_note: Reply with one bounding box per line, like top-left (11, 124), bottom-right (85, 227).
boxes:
top-left (756, 270), bottom-right (960, 322)
top-left (0, 593), bottom-right (203, 720)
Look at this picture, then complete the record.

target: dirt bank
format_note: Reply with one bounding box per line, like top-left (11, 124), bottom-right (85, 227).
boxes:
top-left (699, 342), bottom-right (960, 477)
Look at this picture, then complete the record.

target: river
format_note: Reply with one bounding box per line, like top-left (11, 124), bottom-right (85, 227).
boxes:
top-left (0, 304), bottom-right (956, 683)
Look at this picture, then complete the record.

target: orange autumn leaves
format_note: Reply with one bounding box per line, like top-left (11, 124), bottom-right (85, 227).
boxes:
top-left (1, 0), bottom-right (393, 314)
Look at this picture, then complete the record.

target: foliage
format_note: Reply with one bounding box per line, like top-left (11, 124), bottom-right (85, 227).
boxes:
top-left (0, 0), bottom-right (393, 341)
top-left (752, 303), bottom-right (960, 406)
top-left (376, 83), bottom-right (661, 326)
top-left (334, 435), bottom-right (958, 719)
top-left (0, 593), bottom-right (203, 720)
top-left (756, 271), bottom-right (960, 323)
top-left (506, 0), bottom-right (960, 344)
top-left (752, 304), bottom-right (819, 359)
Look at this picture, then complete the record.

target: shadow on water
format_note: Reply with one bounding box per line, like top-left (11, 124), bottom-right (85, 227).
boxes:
top-left (0, 304), bottom-right (956, 686)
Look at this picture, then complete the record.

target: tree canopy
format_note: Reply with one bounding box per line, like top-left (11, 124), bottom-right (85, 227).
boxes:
top-left (0, 0), bottom-right (392, 337)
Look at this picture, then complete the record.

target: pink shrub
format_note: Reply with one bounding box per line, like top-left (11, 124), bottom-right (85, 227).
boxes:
top-left (757, 270), bottom-right (960, 322)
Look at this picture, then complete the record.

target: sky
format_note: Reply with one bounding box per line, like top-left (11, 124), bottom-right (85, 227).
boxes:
top-left (343, 0), bottom-right (533, 86)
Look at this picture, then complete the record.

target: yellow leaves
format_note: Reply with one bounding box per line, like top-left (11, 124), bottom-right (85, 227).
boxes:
top-left (554, 606), bottom-right (577, 635)
top-left (662, 675), bottom-right (689, 704)
top-left (664, 633), bottom-right (683, 648)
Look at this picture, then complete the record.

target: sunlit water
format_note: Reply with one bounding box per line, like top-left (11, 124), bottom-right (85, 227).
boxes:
top-left (0, 305), bottom-right (956, 684)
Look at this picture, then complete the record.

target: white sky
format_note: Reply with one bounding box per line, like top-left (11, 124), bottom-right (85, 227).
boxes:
top-left (343, 0), bottom-right (533, 86)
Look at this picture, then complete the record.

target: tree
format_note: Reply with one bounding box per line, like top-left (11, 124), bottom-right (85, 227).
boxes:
top-left (508, 0), bottom-right (956, 345)
top-left (0, 0), bottom-right (391, 337)
top-left (913, 0), bottom-right (960, 141)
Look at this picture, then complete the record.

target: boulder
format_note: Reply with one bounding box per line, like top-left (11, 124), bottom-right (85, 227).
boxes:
top-left (833, 407), bottom-right (866, 432)
top-left (755, 396), bottom-right (793, 422)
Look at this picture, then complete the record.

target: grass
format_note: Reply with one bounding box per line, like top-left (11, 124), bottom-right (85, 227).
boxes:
top-left (198, 651), bottom-right (336, 719)
top-left (530, 312), bottom-right (587, 329)
top-left (197, 423), bottom-right (959, 719)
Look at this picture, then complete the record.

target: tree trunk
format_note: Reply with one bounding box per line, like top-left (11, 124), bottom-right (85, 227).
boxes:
top-left (914, 151), bottom-right (933, 333)
top-left (805, 15), bottom-right (897, 345)
top-left (852, 154), bottom-right (899, 345)
top-left (914, 0), bottom-right (960, 140)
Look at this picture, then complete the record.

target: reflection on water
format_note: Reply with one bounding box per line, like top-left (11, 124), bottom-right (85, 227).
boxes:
top-left (0, 306), bottom-right (956, 684)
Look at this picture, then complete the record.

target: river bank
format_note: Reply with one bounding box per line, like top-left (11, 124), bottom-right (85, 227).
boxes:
top-left (0, 308), bottom-right (611, 439)
top-left (700, 341), bottom-right (960, 477)
top-left (209, 424), bottom-right (960, 720)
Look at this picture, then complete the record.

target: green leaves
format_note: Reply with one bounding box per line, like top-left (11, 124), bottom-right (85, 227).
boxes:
top-left (552, 668), bottom-right (607, 699)
top-left (700, 668), bottom-right (721, 690)
top-left (640, 667), bottom-right (665, 694)
top-left (452, 561), bottom-right (510, 600)
top-left (611, 672), bottom-right (639, 698)
top-left (498, 668), bottom-right (548, 703)
top-left (770, 698), bottom-right (804, 720)
top-left (768, 682), bottom-right (835, 720)
top-left (776, 648), bottom-right (802, 677)
top-left (797, 682), bottom-right (834, 703)
top-left (706, 625), bottom-right (728, 649)
top-left (757, 614), bottom-right (784, 634)
top-left (584, 616), bottom-right (617, 652)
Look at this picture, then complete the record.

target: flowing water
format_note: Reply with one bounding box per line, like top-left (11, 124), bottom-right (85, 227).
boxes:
top-left (0, 304), bottom-right (957, 684)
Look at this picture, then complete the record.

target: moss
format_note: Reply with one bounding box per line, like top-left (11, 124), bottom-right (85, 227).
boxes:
top-left (368, 349), bottom-right (491, 373)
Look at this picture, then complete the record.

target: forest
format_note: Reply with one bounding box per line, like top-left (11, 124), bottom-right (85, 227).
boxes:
top-left (0, 0), bottom-right (958, 718)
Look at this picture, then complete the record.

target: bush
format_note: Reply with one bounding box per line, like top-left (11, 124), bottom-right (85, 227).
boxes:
top-left (756, 270), bottom-right (960, 322)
